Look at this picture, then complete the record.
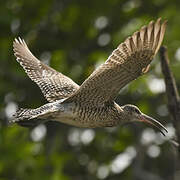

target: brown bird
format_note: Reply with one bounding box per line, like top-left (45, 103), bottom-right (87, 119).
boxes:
top-left (11, 18), bottom-right (168, 135)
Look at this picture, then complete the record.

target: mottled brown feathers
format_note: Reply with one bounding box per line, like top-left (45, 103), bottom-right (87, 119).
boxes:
top-left (65, 18), bottom-right (166, 105)
top-left (13, 38), bottom-right (79, 102)
top-left (13, 18), bottom-right (166, 106)
top-left (12, 19), bottom-right (167, 130)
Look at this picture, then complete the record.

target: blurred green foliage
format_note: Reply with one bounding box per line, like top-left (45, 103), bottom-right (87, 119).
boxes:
top-left (0, 0), bottom-right (180, 179)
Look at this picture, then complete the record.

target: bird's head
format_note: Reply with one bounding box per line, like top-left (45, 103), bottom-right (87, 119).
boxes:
top-left (121, 104), bottom-right (168, 136)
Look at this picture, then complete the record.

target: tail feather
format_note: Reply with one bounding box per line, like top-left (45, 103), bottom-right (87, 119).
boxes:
top-left (9, 108), bottom-right (49, 127)
top-left (11, 108), bottom-right (37, 123)
top-left (10, 103), bottom-right (57, 125)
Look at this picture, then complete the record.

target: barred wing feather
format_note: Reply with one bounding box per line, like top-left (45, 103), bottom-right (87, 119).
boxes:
top-left (13, 38), bottom-right (79, 102)
top-left (65, 18), bottom-right (166, 106)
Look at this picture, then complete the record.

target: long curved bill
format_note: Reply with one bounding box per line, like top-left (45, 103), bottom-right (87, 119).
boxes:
top-left (139, 114), bottom-right (168, 136)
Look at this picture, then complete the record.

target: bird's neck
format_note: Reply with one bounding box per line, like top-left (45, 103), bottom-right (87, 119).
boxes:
top-left (107, 102), bottom-right (126, 125)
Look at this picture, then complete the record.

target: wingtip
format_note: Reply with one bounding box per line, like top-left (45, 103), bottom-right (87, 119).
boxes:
top-left (148, 18), bottom-right (167, 30)
top-left (156, 17), bottom-right (167, 24)
top-left (13, 37), bottom-right (26, 46)
top-left (148, 20), bottom-right (155, 27)
top-left (162, 19), bottom-right (168, 29)
top-left (13, 37), bottom-right (28, 57)
top-left (155, 17), bottom-right (167, 28)
top-left (14, 38), bottom-right (19, 43)
top-left (154, 18), bottom-right (167, 54)
top-left (154, 17), bottom-right (167, 30)
top-left (156, 17), bottom-right (162, 23)
top-left (14, 37), bottom-right (21, 43)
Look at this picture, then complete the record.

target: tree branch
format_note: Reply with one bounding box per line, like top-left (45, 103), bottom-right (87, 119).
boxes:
top-left (159, 46), bottom-right (180, 154)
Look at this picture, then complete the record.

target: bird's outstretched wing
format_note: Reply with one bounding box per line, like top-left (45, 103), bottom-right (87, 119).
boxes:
top-left (65, 18), bottom-right (167, 106)
top-left (13, 38), bottom-right (79, 102)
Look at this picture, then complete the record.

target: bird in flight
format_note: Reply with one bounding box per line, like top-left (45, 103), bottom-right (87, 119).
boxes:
top-left (11, 18), bottom-right (168, 135)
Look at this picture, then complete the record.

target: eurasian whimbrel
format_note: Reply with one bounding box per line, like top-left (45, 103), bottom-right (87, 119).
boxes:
top-left (11, 18), bottom-right (168, 135)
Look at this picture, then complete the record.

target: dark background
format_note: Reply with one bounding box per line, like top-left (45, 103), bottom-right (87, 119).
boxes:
top-left (0, 0), bottom-right (180, 179)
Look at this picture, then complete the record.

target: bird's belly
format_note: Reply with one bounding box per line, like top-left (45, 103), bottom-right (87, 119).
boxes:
top-left (47, 102), bottom-right (88, 127)
top-left (50, 102), bottom-right (118, 128)
top-left (50, 111), bottom-right (96, 128)
top-left (52, 116), bottom-right (93, 128)
top-left (51, 112), bottom-right (117, 128)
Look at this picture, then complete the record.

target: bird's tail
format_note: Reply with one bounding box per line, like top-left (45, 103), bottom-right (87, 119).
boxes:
top-left (10, 103), bottom-right (56, 124)
top-left (9, 108), bottom-right (47, 127)
top-left (9, 104), bottom-right (53, 127)
top-left (12, 108), bottom-right (36, 122)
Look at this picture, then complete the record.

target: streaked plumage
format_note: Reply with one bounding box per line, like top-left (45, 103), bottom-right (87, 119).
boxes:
top-left (13, 38), bottom-right (79, 102)
top-left (11, 18), bottom-right (168, 135)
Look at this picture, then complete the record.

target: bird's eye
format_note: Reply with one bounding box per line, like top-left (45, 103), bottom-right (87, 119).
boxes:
top-left (134, 108), bottom-right (141, 114)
